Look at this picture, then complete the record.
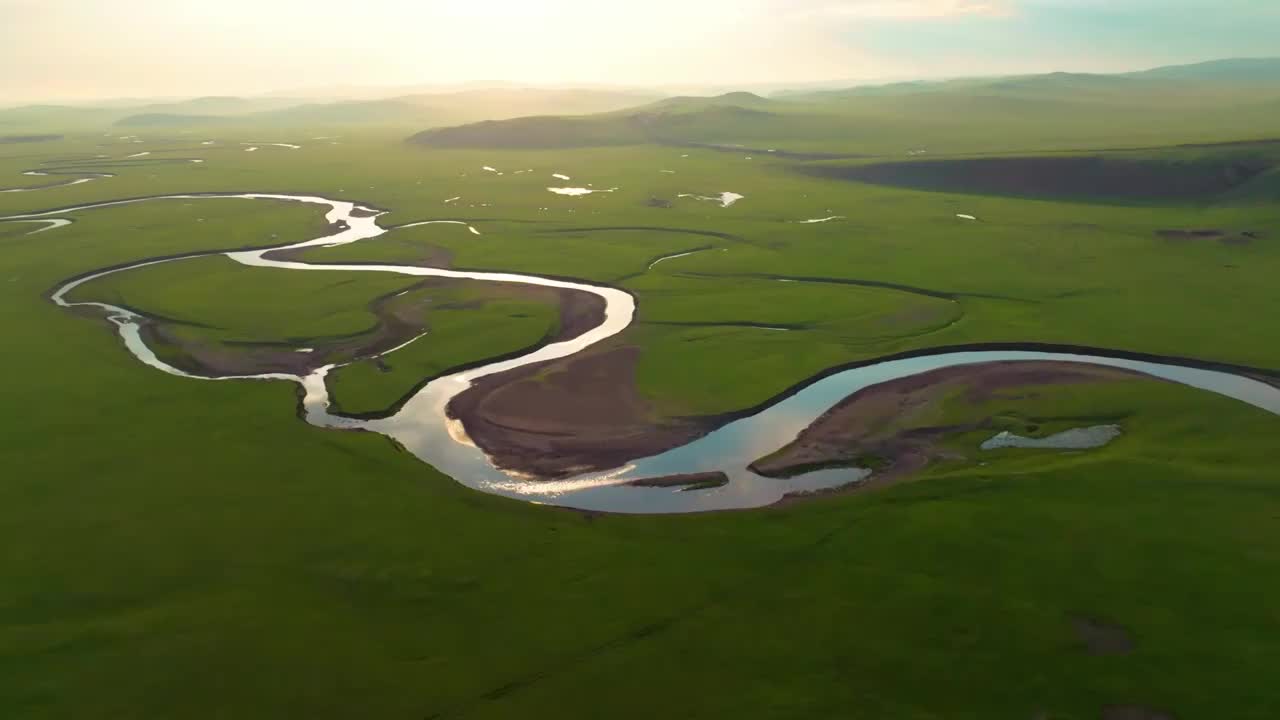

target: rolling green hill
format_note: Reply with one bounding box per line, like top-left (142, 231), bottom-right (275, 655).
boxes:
top-left (1128, 56), bottom-right (1280, 82)
top-left (130, 95), bottom-right (305, 116)
top-left (252, 99), bottom-right (435, 126)
top-left (396, 87), bottom-right (660, 119)
top-left (409, 92), bottom-right (813, 149)
top-left (114, 113), bottom-right (231, 127)
top-left (408, 69), bottom-right (1280, 154)
top-left (0, 104), bottom-right (121, 131)
top-left (6, 88), bottom-right (663, 132)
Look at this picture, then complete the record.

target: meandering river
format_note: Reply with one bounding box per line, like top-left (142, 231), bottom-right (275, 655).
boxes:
top-left (6, 194), bottom-right (1279, 513)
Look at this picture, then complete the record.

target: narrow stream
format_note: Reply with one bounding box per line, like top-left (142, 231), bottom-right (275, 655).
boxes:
top-left (7, 194), bottom-right (1280, 513)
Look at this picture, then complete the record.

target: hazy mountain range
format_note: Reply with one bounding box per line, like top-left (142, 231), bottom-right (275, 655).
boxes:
top-left (3, 57), bottom-right (1277, 137)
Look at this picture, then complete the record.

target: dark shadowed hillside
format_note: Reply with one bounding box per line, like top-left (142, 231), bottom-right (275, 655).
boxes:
top-left (802, 148), bottom-right (1279, 203)
top-left (1128, 57), bottom-right (1280, 82)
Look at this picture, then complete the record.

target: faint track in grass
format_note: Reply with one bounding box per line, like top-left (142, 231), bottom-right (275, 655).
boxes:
top-left (675, 270), bottom-right (1037, 303)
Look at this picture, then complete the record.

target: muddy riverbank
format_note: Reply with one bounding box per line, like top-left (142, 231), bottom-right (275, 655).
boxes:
top-left (749, 361), bottom-right (1146, 481)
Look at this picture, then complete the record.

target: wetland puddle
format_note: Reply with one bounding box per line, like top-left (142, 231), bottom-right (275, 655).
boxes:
top-left (981, 425), bottom-right (1122, 450)
top-left (9, 194), bottom-right (1280, 514)
top-left (679, 192), bottom-right (744, 207)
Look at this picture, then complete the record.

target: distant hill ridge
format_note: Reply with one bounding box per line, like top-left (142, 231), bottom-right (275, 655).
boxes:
top-left (407, 60), bottom-right (1280, 152)
top-left (1129, 57), bottom-right (1280, 81)
top-left (0, 88), bottom-right (661, 131)
top-left (409, 93), bottom-right (786, 149)
top-left (2, 57), bottom-right (1276, 136)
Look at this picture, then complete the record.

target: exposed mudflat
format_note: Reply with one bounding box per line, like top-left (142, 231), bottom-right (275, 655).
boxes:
top-left (627, 472), bottom-right (729, 490)
top-left (130, 274), bottom-right (605, 393)
top-left (137, 279), bottom-right (445, 377)
top-left (1157, 228), bottom-right (1261, 245)
top-left (447, 345), bottom-right (716, 478)
top-left (749, 361), bottom-right (1146, 482)
top-left (1073, 616), bottom-right (1134, 656)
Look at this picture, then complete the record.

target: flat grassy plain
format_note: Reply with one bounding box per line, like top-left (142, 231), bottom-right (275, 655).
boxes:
top-left (1, 104), bottom-right (1279, 720)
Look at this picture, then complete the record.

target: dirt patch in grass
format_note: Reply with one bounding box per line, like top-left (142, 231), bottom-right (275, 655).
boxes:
top-left (1157, 229), bottom-right (1261, 245)
top-left (0, 134), bottom-right (62, 144)
top-left (1102, 706), bottom-right (1176, 720)
top-left (448, 345), bottom-right (717, 478)
top-left (749, 361), bottom-right (1147, 483)
top-left (1073, 616), bottom-right (1134, 656)
top-left (876, 302), bottom-right (959, 332)
top-left (804, 154), bottom-right (1274, 202)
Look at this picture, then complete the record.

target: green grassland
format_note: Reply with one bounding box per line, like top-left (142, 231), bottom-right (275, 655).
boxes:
top-left (282, 141), bottom-right (1280, 418)
top-left (64, 246), bottom-right (562, 415)
top-left (69, 255), bottom-right (425, 342)
top-left (2, 74), bottom-right (1280, 719)
top-left (934, 376), bottom-right (1280, 472)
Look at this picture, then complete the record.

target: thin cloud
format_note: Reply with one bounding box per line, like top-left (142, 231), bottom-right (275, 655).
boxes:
top-left (0, 0), bottom-right (1273, 102)
top-left (788, 0), bottom-right (1014, 20)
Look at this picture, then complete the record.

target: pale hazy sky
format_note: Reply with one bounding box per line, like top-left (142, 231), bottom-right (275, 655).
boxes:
top-left (3, 0), bottom-right (1278, 101)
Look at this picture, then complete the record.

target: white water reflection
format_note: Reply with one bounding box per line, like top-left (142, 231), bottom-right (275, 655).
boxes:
top-left (3, 218), bottom-right (72, 235)
top-left (679, 192), bottom-right (744, 208)
top-left (394, 219), bottom-right (481, 236)
top-left (2, 172), bottom-right (110, 193)
top-left (648, 248), bottom-right (709, 270)
top-left (10, 194), bottom-right (1280, 514)
top-left (548, 187), bottom-right (615, 196)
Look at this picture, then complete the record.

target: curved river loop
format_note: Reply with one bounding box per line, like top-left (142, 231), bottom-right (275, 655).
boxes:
top-left (4, 193), bottom-right (1279, 513)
